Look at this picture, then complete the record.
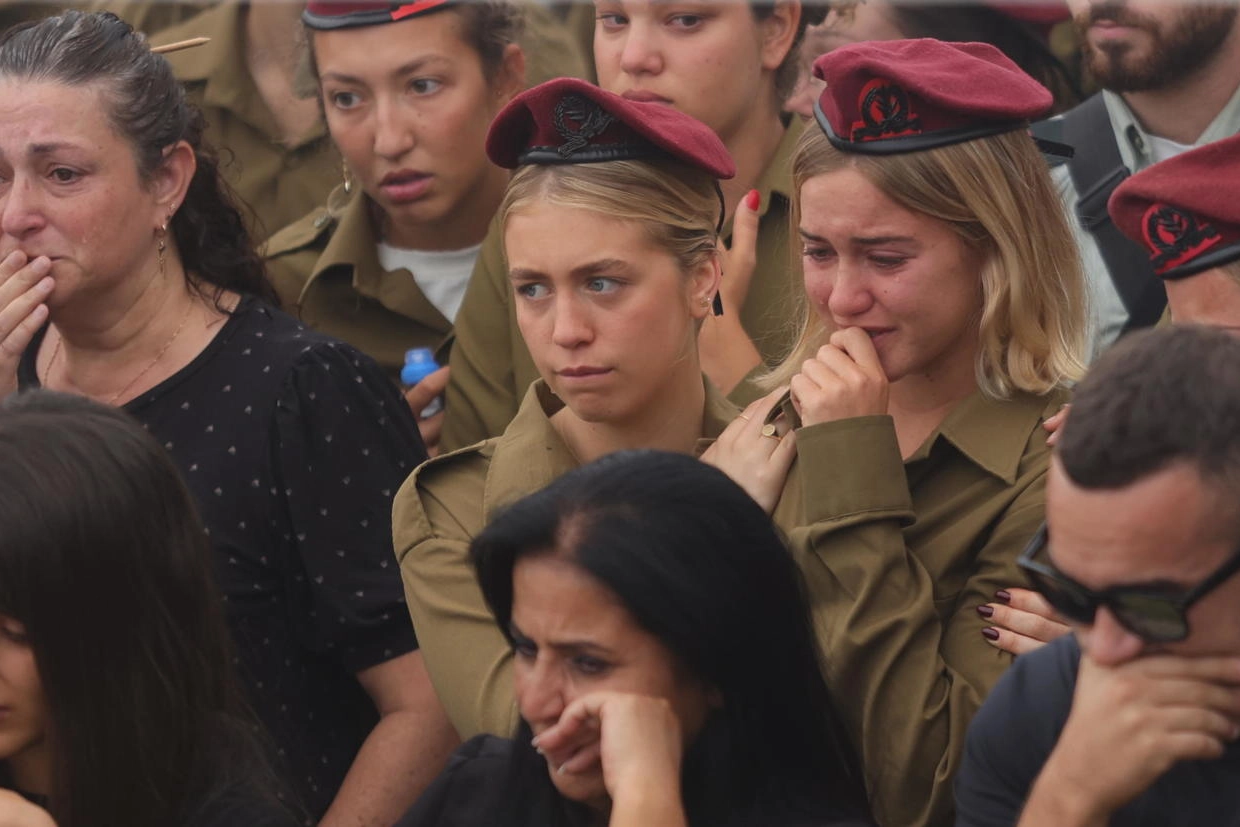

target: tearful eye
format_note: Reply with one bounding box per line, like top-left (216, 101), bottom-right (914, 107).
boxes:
top-left (572, 654), bottom-right (610, 675)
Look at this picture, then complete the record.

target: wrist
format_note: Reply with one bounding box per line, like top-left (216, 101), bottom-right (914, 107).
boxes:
top-left (1018, 758), bottom-right (1110, 827)
top-left (608, 780), bottom-right (687, 827)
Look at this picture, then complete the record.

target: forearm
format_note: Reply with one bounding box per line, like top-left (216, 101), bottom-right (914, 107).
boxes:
top-left (319, 707), bottom-right (460, 827)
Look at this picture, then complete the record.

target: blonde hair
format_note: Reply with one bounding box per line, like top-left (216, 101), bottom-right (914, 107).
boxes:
top-left (765, 126), bottom-right (1088, 399)
top-left (498, 159), bottom-right (721, 275)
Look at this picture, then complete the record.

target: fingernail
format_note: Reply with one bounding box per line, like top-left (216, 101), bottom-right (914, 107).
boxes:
top-left (38, 277), bottom-right (54, 291)
top-left (977, 605), bottom-right (994, 618)
top-left (744, 189), bottom-right (760, 211)
top-left (981, 627), bottom-right (1000, 641)
top-left (994, 590), bottom-right (1012, 602)
top-left (556, 763), bottom-right (567, 775)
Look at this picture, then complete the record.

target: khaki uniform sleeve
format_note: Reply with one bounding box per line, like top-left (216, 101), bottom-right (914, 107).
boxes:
top-left (392, 455), bottom-right (520, 740)
top-left (788, 416), bottom-right (1041, 827)
top-left (441, 224), bottom-right (522, 452)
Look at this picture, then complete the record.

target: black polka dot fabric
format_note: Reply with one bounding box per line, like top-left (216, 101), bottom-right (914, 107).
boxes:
top-left (20, 298), bottom-right (425, 820)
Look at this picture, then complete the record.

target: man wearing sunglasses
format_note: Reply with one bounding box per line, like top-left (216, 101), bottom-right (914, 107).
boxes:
top-left (955, 325), bottom-right (1240, 827)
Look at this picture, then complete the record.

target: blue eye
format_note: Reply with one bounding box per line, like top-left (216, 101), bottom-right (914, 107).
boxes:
top-left (584, 277), bottom-right (620, 295)
top-left (515, 282), bottom-right (549, 300)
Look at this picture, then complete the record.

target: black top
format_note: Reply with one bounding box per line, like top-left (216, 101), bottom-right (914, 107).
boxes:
top-left (398, 735), bottom-right (876, 827)
top-left (19, 298), bottom-right (425, 820)
top-left (955, 635), bottom-right (1240, 826)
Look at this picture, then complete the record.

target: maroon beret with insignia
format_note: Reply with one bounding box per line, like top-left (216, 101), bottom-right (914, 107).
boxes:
top-left (303, 0), bottom-right (455, 30)
top-left (811, 38), bottom-right (1054, 155)
top-left (1108, 134), bottom-right (1240, 280)
top-left (485, 78), bottom-right (735, 179)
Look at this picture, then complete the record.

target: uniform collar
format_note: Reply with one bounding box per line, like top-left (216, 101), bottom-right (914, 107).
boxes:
top-left (771, 385), bottom-right (1058, 484)
top-left (155, 1), bottom-right (327, 146)
top-left (483, 378), bottom-right (738, 519)
top-left (905, 388), bottom-right (1059, 484)
top-left (1102, 84), bottom-right (1240, 173)
top-left (721, 115), bottom-right (802, 232)
top-left (306, 188), bottom-right (453, 332)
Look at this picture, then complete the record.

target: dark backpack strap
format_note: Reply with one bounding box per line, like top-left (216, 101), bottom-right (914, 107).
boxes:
top-left (1033, 95), bottom-right (1167, 333)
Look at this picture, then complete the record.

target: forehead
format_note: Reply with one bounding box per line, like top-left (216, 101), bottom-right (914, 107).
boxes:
top-left (1045, 459), bottom-right (1231, 587)
top-left (511, 555), bottom-right (635, 634)
top-left (0, 80), bottom-right (119, 156)
top-left (504, 203), bottom-right (670, 269)
top-left (312, 11), bottom-right (470, 75)
top-left (798, 166), bottom-right (952, 242)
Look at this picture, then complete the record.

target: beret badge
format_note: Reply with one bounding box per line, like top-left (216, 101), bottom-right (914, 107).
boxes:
top-left (553, 95), bottom-right (617, 158)
top-left (1142, 204), bottom-right (1222, 274)
top-left (851, 79), bottom-right (922, 143)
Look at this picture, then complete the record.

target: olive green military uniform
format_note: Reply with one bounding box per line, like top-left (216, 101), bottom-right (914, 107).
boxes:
top-left (263, 187), bottom-right (453, 384)
top-left (768, 387), bottom-right (1068, 827)
top-left (86, 0), bottom-right (211, 36)
top-left (393, 379), bottom-right (738, 739)
top-left (151, 1), bottom-right (340, 241)
top-left (440, 118), bottom-right (805, 453)
top-left (518, 0), bottom-right (593, 87)
top-left (0, 3), bottom-right (58, 32)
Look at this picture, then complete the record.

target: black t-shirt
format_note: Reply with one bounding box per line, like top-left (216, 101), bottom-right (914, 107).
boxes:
top-left (20, 298), bottom-right (426, 820)
top-left (956, 635), bottom-right (1240, 826)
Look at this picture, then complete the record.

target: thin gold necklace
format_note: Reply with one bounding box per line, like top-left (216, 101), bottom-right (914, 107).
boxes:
top-left (44, 300), bottom-right (195, 406)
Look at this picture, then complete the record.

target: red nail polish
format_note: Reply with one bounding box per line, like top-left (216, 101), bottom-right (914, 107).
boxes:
top-left (977, 605), bottom-right (994, 618)
top-left (994, 590), bottom-right (1012, 602)
top-left (744, 189), bottom-right (760, 211)
top-left (981, 628), bottom-right (1000, 641)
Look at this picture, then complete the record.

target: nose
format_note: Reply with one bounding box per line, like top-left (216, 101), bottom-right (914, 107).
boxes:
top-left (516, 654), bottom-right (566, 730)
top-left (0, 175), bottom-right (47, 240)
top-left (822, 259), bottom-right (875, 321)
top-left (372, 96), bottom-right (415, 161)
top-left (550, 293), bottom-right (594, 349)
top-left (617, 20), bottom-right (664, 77)
top-left (1078, 607), bottom-right (1145, 667)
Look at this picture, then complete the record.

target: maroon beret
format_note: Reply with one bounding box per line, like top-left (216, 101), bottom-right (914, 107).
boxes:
top-left (485, 78), bottom-right (735, 179)
top-left (811, 38), bottom-right (1054, 155)
top-left (302, 0), bottom-right (455, 30)
top-left (1108, 134), bottom-right (1240, 281)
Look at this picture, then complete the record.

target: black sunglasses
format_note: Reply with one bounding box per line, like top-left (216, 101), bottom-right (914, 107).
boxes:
top-left (1018, 522), bottom-right (1240, 643)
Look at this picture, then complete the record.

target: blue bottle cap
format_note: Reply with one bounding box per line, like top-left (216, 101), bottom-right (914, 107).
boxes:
top-left (401, 347), bottom-right (440, 387)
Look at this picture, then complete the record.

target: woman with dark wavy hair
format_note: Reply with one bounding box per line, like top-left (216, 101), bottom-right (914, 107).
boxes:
top-left (0, 391), bottom-right (294, 827)
top-left (0, 12), bottom-right (457, 824)
top-left (399, 450), bottom-right (870, 827)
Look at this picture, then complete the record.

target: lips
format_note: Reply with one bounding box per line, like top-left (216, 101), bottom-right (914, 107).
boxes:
top-left (557, 366), bottom-right (612, 378)
top-left (378, 169), bottom-right (432, 204)
top-left (621, 90), bottom-right (672, 105)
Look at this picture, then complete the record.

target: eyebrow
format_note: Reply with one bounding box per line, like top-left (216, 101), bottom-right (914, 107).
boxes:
top-left (799, 228), bottom-right (918, 247)
top-left (28, 142), bottom-right (78, 156)
top-left (508, 258), bottom-right (631, 282)
top-left (508, 623), bottom-right (617, 656)
top-left (320, 55), bottom-right (451, 85)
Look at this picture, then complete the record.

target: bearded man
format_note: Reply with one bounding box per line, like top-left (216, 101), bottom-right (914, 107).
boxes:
top-left (1036, 1), bottom-right (1240, 354)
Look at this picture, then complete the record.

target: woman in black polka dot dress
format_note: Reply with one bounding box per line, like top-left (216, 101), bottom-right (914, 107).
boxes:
top-left (0, 12), bottom-right (458, 825)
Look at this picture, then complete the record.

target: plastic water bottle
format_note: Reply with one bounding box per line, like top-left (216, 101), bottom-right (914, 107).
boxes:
top-left (401, 348), bottom-right (444, 419)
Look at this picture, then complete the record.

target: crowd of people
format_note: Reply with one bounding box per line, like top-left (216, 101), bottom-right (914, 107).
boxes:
top-left (0, 1), bottom-right (1238, 826)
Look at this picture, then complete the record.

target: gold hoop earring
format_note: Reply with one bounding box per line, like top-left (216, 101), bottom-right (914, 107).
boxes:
top-left (342, 160), bottom-right (353, 195)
